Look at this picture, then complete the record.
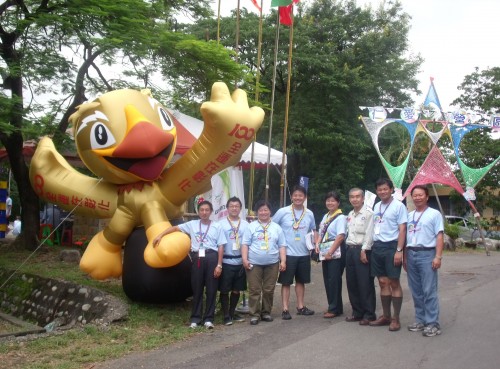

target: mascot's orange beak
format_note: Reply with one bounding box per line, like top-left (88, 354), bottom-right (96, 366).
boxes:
top-left (97, 105), bottom-right (176, 181)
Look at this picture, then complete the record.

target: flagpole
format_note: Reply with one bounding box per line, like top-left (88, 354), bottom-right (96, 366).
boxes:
top-left (247, 0), bottom-right (264, 214)
top-left (279, 7), bottom-right (294, 208)
top-left (217, 0), bottom-right (221, 44)
top-left (265, 10), bottom-right (281, 203)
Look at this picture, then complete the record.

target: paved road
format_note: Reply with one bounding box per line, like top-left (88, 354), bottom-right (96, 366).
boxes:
top-left (97, 252), bottom-right (500, 369)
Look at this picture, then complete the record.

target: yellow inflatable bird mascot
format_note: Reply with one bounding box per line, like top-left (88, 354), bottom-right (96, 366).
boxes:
top-left (30, 82), bottom-right (264, 280)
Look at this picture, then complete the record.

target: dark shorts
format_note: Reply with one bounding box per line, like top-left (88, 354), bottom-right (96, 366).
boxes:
top-left (371, 241), bottom-right (401, 279)
top-left (278, 255), bottom-right (311, 285)
top-left (219, 264), bottom-right (247, 293)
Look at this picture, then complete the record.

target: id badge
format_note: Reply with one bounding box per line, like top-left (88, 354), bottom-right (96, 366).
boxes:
top-left (232, 242), bottom-right (239, 251)
top-left (260, 242), bottom-right (268, 250)
top-left (198, 248), bottom-right (206, 257)
top-left (411, 235), bottom-right (416, 245)
top-left (374, 224), bottom-right (380, 235)
top-left (294, 233), bottom-right (301, 241)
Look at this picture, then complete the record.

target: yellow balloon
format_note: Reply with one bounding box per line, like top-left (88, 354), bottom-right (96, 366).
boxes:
top-left (29, 82), bottom-right (264, 280)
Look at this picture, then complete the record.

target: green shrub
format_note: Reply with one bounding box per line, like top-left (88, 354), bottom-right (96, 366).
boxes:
top-left (445, 222), bottom-right (461, 239)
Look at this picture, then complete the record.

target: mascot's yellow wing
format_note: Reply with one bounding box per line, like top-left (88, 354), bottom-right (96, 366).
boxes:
top-left (159, 82), bottom-right (265, 205)
top-left (30, 137), bottom-right (118, 219)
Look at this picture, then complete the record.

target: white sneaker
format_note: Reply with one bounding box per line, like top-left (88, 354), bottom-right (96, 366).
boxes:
top-left (204, 321), bottom-right (214, 329)
top-left (189, 322), bottom-right (198, 329)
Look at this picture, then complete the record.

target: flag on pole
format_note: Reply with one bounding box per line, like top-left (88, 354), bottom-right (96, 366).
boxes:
top-left (275, 0), bottom-right (299, 26)
top-left (250, 0), bottom-right (261, 12)
top-left (271, 0), bottom-right (294, 6)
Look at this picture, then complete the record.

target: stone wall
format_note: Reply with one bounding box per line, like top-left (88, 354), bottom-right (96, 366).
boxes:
top-left (0, 269), bottom-right (128, 329)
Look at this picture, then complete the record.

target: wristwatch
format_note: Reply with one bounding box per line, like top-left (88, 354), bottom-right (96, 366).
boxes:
top-left (216, 264), bottom-right (223, 269)
top-left (396, 248), bottom-right (403, 252)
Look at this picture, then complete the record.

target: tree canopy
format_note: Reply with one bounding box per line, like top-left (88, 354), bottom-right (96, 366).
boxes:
top-left (184, 0), bottom-right (422, 212)
top-left (0, 0), bottom-right (242, 249)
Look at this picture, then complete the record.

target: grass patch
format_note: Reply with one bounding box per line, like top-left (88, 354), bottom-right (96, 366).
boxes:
top-left (0, 242), bottom-right (198, 369)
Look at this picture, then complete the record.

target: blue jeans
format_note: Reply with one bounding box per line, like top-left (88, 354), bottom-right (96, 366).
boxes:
top-left (406, 249), bottom-right (439, 326)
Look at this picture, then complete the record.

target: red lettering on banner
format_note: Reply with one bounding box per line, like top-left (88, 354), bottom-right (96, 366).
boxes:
top-left (33, 175), bottom-right (44, 196)
top-left (227, 142), bottom-right (242, 155)
top-left (71, 195), bottom-right (82, 206)
top-left (58, 194), bottom-right (70, 206)
top-left (216, 152), bottom-right (231, 164)
top-left (205, 161), bottom-right (220, 175)
top-left (228, 124), bottom-right (255, 140)
top-left (192, 171), bottom-right (207, 183)
top-left (84, 198), bottom-right (96, 209)
top-left (179, 179), bottom-right (191, 192)
top-left (97, 200), bottom-right (110, 211)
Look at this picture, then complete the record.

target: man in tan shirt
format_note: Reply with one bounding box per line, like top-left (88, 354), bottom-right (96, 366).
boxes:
top-left (344, 188), bottom-right (377, 325)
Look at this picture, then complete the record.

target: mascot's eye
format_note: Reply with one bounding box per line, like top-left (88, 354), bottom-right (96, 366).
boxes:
top-left (90, 123), bottom-right (116, 149)
top-left (158, 108), bottom-right (174, 131)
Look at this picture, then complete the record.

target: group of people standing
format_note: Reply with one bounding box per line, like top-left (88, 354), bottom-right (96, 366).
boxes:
top-left (153, 178), bottom-right (444, 338)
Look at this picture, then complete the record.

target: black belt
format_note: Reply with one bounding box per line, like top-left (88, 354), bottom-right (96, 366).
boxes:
top-left (406, 247), bottom-right (435, 251)
top-left (223, 255), bottom-right (242, 259)
top-left (347, 244), bottom-right (362, 249)
top-left (190, 249), bottom-right (218, 255)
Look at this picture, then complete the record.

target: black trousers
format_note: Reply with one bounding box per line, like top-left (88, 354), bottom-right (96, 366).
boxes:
top-left (321, 243), bottom-right (346, 314)
top-left (345, 247), bottom-right (376, 320)
top-left (190, 250), bottom-right (219, 324)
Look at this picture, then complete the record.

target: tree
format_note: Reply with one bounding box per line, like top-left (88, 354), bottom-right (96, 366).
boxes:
top-left (452, 67), bottom-right (500, 114)
top-left (0, 0), bottom-right (242, 250)
top-left (184, 0), bottom-right (422, 211)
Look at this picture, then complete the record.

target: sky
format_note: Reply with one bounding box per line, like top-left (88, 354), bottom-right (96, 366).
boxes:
top-left (211, 0), bottom-right (499, 111)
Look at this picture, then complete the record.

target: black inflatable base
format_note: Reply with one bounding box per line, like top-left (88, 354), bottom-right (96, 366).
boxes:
top-left (122, 227), bottom-right (192, 304)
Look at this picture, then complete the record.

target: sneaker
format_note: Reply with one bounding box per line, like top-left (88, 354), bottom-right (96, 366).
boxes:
top-left (204, 321), bottom-right (214, 330)
top-left (422, 325), bottom-right (441, 337)
top-left (250, 318), bottom-right (259, 325)
top-left (297, 306), bottom-right (315, 316)
top-left (189, 322), bottom-right (198, 329)
top-left (282, 310), bottom-right (292, 320)
top-left (408, 322), bottom-right (425, 332)
top-left (224, 317), bottom-right (233, 326)
top-left (232, 314), bottom-right (246, 322)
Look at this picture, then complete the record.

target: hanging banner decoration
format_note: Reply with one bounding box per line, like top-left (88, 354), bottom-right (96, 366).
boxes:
top-left (400, 107), bottom-right (419, 123)
top-left (393, 188), bottom-right (403, 201)
top-left (361, 78), bottom-right (498, 200)
top-left (361, 118), bottom-right (414, 189)
top-left (368, 106), bottom-right (387, 123)
top-left (403, 145), bottom-right (465, 198)
top-left (491, 115), bottom-right (500, 133)
top-left (199, 166), bottom-right (247, 221)
top-left (463, 187), bottom-right (476, 201)
top-left (451, 109), bottom-right (470, 127)
top-left (449, 124), bottom-right (500, 188)
top-left (419, 120), bottom-right (450, 145)
top-left (423, 77), bottom-right (443, 121)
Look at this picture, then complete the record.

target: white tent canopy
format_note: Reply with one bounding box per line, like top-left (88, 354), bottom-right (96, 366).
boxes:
top-left (169, 109), bottom-right (285, 166)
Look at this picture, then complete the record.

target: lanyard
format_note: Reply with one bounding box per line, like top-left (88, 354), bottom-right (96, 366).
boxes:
top-left (258, 220), bottom-right (271, 249)
top-left (227, 217), bottom-right (241, 245)
top-left (290, 205), bottom-right (306, 230)
top-left (378, 198), bottom-right (393, 221)
top-left (321, 209), bottom-right (342, 242)
top-left (198, 220), bottom-right (211, 247)
top-left (411, 207), bottom-right (428, 232)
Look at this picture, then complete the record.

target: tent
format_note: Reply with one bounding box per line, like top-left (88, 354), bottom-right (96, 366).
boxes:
top-left (169, 109), bottom-right (285, 168)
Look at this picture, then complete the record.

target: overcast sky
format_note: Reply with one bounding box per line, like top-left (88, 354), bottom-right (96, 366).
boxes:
top-left (211, 0), bottom-right (499, 111)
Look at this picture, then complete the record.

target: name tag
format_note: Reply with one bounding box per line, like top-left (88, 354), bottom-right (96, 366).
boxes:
top-left (199, 248), bottom-right (206, 257)
top-left (294, 233), bottom-right (301, 241)
top-left (374, 224), bottom-right (380, 235)
top-left (260, 242), bottom-right (268, 250)
top-left (232, 242), bottom-right (239, 251)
